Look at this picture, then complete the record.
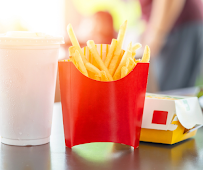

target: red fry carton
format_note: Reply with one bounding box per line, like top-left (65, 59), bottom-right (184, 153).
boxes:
top-left (140, 93), bottom-right (203, 144)
top-left (58, 44), bottom-right (149, 148)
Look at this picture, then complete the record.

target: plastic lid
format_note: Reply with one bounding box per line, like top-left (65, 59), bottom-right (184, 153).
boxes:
top-left (0, 31), bottom-right (64, 46)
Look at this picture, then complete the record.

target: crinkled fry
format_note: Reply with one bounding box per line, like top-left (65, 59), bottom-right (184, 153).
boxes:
top-left (121, 66), bottom-right (128, 78)
top-left (108, 20), bottom-right (128, 76)
top-left (126, 57), bottom-right (137, 74)
top-left (73, 50), bottom-right (88, 77)
top-left (113, 50), bottom-right (132, 80)
top-left (104, 39), bottom-right (117, 68)
top-left (141, 45), bottom-right (150, 62)
top-left (100, 71), bottom-right (108, 81)
top-left (132, 43), bottom-right (142, 58)
top-left (87, 40), bottom-right (113, 81)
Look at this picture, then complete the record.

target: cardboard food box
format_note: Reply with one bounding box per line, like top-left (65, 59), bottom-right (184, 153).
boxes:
top-left (58, 44), bottom-right (149, 148)
top-left (140, 93), bottom-right (203, 144)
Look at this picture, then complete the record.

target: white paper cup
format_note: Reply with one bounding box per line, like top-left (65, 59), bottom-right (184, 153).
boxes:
top-left (0, 31), bottom-right (64, 146)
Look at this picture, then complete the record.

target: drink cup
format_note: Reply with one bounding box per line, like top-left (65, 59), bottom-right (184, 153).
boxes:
top-left (0, 31), bottom-right (64, 146)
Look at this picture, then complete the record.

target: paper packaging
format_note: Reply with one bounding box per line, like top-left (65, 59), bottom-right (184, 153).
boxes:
top-left (58, 44), bottom-right (149, 148)
top-left (140, 93), bottom-right (203, 144)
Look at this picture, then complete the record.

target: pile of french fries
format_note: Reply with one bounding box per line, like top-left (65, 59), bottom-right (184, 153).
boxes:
top-left (66, 20), bottom-right (150, 81)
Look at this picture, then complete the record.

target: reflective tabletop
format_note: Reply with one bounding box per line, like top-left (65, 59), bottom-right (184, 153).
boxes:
top-left (1, 102), bottom-right (203, 170)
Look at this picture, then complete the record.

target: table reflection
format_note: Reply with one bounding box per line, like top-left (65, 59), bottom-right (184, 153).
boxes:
top-left (138, 139), bottom-right (198, 170)
top-left (0, 136), bottom-right (200, 170)
top-left (1, 143), bottom-right (51, 170)
top-left (65, 142), bottom-right (137, 170)
top-left (62, 139), bottom-right (198, 170)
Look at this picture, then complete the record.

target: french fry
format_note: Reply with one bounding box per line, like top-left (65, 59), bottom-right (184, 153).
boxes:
top-left (108, 49), bottom-right (123, 77)
top-left (67, 21), bottom-right (149, 81)
top-left (132, 43), bottom-right (142, 58)
top-left (73, 50), bottom-right (88, 77)
top-left (85, 62), bottom-right (101, 76)
top-left (121, 66), bottom-right (128, 78)
top-left (94, 74), bottom-right (101, 81)
top-left (101, 44), bottom-right (107, 61)
top-left (113, 49), bottom-right (132, 80)
top-left (121, 42), bottom-right (132, 63)
top-left (86, 50), bottom-right (95, 79)
top-left (87, 40), bottom-right (113, 81)
top-left (67, 25), bottom-right (102, 77)
top-left (100, 71), bottom-right (108, 81)
top-left (141, 45), bottom-right (150, 63)
top-left (126, 57), bottom-right (137, 74)
top-left (90, 45), bottom-right (100, 70)
top-left (69, 46), bottom-right (76, 57)
top-left (108, 20), bottom-right (128, 76)
top-left (132, 43), bottom-right (142, 51)
top-left (67, 24), bottom-right (88, 62)
top-left (127, 42), bottom-right (132, 51)
top-left (104, 39), bottom-right (117, 68)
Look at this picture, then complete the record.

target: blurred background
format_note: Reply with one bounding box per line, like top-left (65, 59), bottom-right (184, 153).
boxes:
top-left (0, 0), bottom-right (203, 102)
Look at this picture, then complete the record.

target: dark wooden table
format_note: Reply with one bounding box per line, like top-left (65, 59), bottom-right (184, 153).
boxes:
top-left (1, 95), bottom-right (203, 170)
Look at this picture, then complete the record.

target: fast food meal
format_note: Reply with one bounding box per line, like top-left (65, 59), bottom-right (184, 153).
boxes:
top-left (59, 20), bottom-right (150, 148)
top-left (66, 20), bottom-right (150, 81)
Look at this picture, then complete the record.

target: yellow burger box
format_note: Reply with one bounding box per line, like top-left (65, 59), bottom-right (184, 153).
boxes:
top-left (140, 93), bottom-right (203, 144)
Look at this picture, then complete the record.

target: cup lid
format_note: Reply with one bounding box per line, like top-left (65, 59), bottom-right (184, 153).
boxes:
top-left (0, 31), bottom-right (64, 46)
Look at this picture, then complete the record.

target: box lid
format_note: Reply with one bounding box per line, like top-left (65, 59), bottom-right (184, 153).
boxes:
top-left (175, 97), bottom-right (203, 129)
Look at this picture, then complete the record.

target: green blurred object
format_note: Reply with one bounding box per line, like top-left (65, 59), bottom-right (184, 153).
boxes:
top-left (72, 142), bottom-right (132, 163)
top-left (197, 87), bottom-right (203, 98)
top-left (195, 76), bottom-right (203, 87)
top-left (72, 0), bottom-right (142, 31)
top-left (72, 142), bottom-right (114, 162)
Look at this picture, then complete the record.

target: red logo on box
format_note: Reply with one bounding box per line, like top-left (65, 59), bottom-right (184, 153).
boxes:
top-left (152, 110), bottom-right (168, 125)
